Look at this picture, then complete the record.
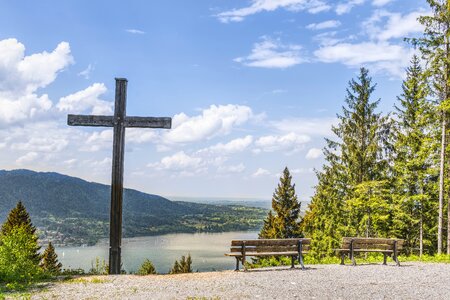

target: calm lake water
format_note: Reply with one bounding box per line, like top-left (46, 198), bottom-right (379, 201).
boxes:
top-left (55, 231), bottom-right (258, 273)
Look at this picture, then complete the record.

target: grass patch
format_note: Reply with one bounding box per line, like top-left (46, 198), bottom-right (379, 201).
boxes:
top-left (65, 277), bottom-right (109, 284)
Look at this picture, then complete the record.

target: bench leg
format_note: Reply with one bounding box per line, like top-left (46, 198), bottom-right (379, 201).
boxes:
top-left (291, 256), bottom-right (295, 269)
top-left (393, 253), bottom-right (400, 266)
top-left (299, 254), bottom-right (305, 270)
top-left (351, 250), bottom-right (356, 266)
top-left (242, 256), bottom-right (247, 271)
top-left (340, 252), bottom-right (345, 265)
top-left (235, 257), bottom-right (240, 271)
top-left (383, 253), bottom-right (387, 265)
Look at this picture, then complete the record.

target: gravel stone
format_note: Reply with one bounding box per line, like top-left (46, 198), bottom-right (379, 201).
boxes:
top-left (31, 262), bottom-right (450, 300)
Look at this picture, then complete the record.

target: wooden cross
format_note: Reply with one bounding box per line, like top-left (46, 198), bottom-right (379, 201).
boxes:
top-left (67, 78), bottom-right (171, 274)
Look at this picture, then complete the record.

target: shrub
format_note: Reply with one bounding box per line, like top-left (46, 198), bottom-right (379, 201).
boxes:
top-left (169, 254), bottom-right (192, 274)
top-left (0, 227), bottom-right (43, 288)
top-left (40, 242), bottom-right (62, 275)
top-left (136, 259), bottom-right (157, 275)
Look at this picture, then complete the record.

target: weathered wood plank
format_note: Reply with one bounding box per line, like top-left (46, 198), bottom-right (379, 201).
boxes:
top-left (342, 237), bottom-right (404, 245)
top-left (225, 251), bottom-right (302, 257)
top-left (109, 78), bottom-right (127, 275)
top-left (231, 238), bottom-right (310, 247)
top-left (67, 114), bottom-right (114, 127)
top-left (124, 116), bottom-right (172, 128)
top-left (230, 245), bottom-right (300, 253)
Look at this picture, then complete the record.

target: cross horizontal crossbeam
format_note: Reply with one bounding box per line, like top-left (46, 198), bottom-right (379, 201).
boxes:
top-left (68, 114), bottom-right (172, 128)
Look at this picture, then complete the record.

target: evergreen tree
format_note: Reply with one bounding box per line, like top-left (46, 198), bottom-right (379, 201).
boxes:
top-left (259, 167), bottom-right (302, 239)
top-left (0, 201), bottom-right (40, 264)
top-left (137, 259), bottom-right (157, 275)
top-left (169, 254), bottom-right (192, 274)
top-left (302, 68), bottom-right (390, 257)
top-left (1, 201), bottom-right (37, 236)
top-left (410, 0), bottom-right (450, 254)
top-left (258, 211), bottom-right (276, 239)
top-left (40, 242), bottom-right (62, 275)
top-left (391, 55), bottom-right (439, 255)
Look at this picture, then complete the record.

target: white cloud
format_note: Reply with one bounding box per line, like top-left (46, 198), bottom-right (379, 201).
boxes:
top-left (216, 0), bottom-right (330, 23)
top-left (305, 147), bottom-right (323, 159)
top-left (126, 29), bottom-right (146, 34)
top-left (57, 83), bottom-right (113, 115)
top-left (252, 168), bottom-right (271, 177)
top-left (16, 152), bottom-right (38, 165)
top-left (84, 129), bottom-right (112, 152)
top-left (314, 41), bottom-right (415, 78)
top-left (148, 151), bottom-right (204, 172)
top-left (0, 39), bottom-right (73, 127)
top-left (336, 0), bottom-right (365, 15)
top-left (78, 64), bottom-right (94, 79)
top-left (307, 20), bottom-right (341, 30)
top-left (255, 132), bottom-right (310, 153)
top-left (272, 117), bottom-right (336, 137)
top-left (363, 10), bottom-right (425, 41)
top-left (202, 135), bottom-right (253, 154)
top-left (218, 163), bottom-right (246, 173)
top-left (372, 0), bottom-right (394, 6)
top-left (234, 37), bottom-right (305, 69)
top-left (11, 136), bottom-right (68, 153)
top-left (164, 104), bottom-right (254, 143)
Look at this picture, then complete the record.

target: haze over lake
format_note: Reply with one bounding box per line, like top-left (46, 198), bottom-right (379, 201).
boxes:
top-left (55, 231), bottom-right (258, 273)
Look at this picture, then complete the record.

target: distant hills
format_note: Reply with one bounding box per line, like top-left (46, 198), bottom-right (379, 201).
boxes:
top-left (0, 169), bottom-right (267, 246)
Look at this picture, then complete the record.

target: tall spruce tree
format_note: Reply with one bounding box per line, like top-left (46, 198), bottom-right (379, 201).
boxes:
top-left (391, 55), bottom-right (439, 255)
top-left (259, 167), bottom-right (302, 239)
top-left (40, 242), bottom-right (62, 275)
top-left (0, 201), bottom-right (40, 264)
top-left (411, 0), bottom-right (450, 254)
top-left (302, 68), bottom-right (390, 256)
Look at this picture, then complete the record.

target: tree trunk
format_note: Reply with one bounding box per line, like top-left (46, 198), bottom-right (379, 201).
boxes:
top-left (420, 212), bottom-right (423, 257)
top-left (439, 111), bottom-right (445, 255)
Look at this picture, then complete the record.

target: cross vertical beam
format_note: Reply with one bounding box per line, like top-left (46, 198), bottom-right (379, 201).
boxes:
top-left (109, 78), bottom-right (127, 275)
top-left (67, 77), bottom-right (171, 275)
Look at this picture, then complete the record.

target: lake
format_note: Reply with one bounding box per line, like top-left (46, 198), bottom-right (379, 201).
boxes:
top-left (55, 231), bottom-right (258, 273)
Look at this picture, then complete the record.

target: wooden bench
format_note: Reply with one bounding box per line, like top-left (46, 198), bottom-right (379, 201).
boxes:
top-left (225, 238), bottom-right (310, 271)
top-left (335, 237), bottom-right (404, 266)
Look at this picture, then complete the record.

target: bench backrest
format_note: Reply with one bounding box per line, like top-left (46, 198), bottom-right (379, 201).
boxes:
top-left (341, 237), bottom-right (404, 251)
top-left (230, 238), bottom-right (311, 254)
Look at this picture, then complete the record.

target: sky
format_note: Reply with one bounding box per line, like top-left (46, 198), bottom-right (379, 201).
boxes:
top-left (0, 0), bottom-right (429, 201)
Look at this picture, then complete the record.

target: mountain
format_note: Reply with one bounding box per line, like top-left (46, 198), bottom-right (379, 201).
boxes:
top-left (0, 169), bottom-right (267, 246)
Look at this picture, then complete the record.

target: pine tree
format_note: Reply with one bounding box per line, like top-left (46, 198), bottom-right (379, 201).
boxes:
top-left (1, 201), bottom-right (37, 236)
top-left (137, 258), bottom-right (157, 275)
top-left (0, 201), bottom-right (40, 264)
top-left (258, 211), bottom-right (276, 239)
top-left (302, 68), bottom-right (390, 257)
top-left (410, 0), bottom-right (450, 254)
top-left (261, 167), bottom-right (302, 239)
top-left (391, 55), bottom-right (439, 255)
top-left (40, 242), bottom-right (62, 275)
top-left (169, 254), bottom-right (192, 274)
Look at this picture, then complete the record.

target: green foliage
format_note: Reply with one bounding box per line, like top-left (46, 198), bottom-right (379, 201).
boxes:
top-left (0, 170), bottom-right (267, 246)
top-left (88, 257), bottom-right (108, 275)
top-left (259, 167), bottom-right (302, 239)
top-left (169, 254), bottom-right (192, 274)
top-left (0, 227), bottom-right (43, 288)
top-left (40, 242), bottom-right (62, 275)
top-left (303, 68), bottom-right (391, 258)
top-left (391, 55), bottom-right (439, 255)
top-left (136, 259), bottom-right (157, 275)
top-left (0, 202), bottom-right (40, 265)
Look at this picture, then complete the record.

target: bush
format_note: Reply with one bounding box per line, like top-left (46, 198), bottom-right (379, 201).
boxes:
top-left (137, 259), bottom-right (157, 275)
top-left (169, 254), bottom-right (192, 274)
top-left (0, 227), bottom-right (43, 288)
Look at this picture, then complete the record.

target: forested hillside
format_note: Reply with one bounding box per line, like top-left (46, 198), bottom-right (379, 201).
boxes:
top-left (0, 169), bottom-right (267, 246)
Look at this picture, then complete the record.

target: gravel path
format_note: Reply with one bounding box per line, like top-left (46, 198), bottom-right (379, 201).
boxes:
top-left (30, 262), bottom-right (450, 299)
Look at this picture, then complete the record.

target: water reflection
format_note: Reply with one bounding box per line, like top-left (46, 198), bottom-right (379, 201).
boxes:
top-left (55, 231), bottom-right (258, 273)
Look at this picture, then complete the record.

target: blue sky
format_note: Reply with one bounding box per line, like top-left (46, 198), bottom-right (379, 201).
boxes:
top-left (0, 0), bottom-right (429, 200)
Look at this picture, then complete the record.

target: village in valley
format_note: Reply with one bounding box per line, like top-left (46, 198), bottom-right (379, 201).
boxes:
top-left (1, 0), bottom-right (450, 299)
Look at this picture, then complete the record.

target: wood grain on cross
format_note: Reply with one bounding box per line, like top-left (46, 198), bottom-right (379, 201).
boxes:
top-left (67, 78), bottom-right (171, 274)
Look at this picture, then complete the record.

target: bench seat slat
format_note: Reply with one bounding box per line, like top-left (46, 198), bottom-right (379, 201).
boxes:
top-left (225, 251), bottom-right (308, 257)
top-left (231, 238), bottom-right (310, 247)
